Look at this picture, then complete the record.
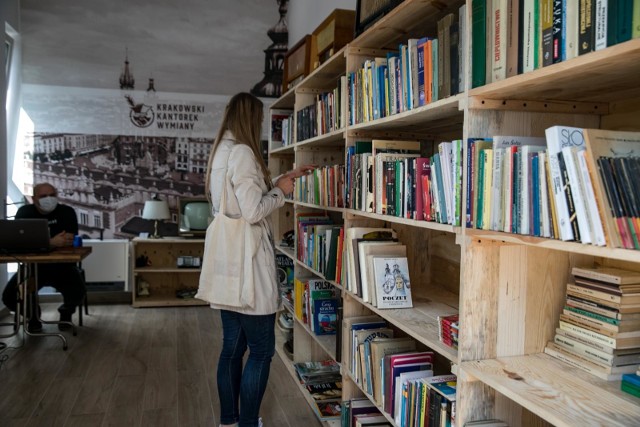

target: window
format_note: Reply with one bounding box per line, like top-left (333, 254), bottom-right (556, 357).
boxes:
top-left (79, 212), bottom-right (89, 226)
top-left (93, 214), bottom-right (102, 229)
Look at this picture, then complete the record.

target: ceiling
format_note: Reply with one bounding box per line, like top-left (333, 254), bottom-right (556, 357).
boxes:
top-left (20, 0), bottom-right (284, 96)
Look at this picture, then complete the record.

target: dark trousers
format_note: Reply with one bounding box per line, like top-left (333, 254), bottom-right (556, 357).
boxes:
top-left (217, 310), bottom-right (275, 427)
top-left (2, 263), bottom-right (84, 315)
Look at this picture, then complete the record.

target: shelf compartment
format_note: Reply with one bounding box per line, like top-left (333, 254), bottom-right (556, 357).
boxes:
top-left (274, 328), bottom-right (341, 427)
top-left (461, 353), bottom-right (640, 427)
top-left (296, 128), bottom-right (345, 149)
top-left (297, 46), bottom-right (347, 92)
top-left (348, 93), bottom-right (464, 135)
top-left (350, 0), bottom-right (464, 51)
top-left (345, 289), bottom-right (459, 363)
top-left (465, 229), bottom-right (640, 264)
top-left (469, 38), bottom-right (640, 103)
top-left (292, 307), bottom-right (339, 362)
top-left (271, 86), bottom-right (296, 110)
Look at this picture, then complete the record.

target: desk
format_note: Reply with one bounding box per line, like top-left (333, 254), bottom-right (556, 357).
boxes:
top-left (0, 246), bottom-right (92, 350)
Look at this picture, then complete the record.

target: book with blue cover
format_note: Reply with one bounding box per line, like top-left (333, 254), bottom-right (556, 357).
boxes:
top-left (313, 298), bottom-right (338, 335)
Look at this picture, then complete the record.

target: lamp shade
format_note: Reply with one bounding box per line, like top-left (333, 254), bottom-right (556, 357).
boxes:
top-left (142, 200), bottom-right (170, 220)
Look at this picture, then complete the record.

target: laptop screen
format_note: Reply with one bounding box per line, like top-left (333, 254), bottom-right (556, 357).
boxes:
top-left (0, 219), bottom-right (52, 254)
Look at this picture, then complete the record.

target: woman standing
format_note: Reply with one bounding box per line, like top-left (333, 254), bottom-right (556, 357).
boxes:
top-left (202, 92), bottom-right (314, 427)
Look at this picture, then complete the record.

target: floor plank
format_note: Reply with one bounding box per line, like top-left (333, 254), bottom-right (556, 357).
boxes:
top-left (0, 303), bottom-right (324, 427)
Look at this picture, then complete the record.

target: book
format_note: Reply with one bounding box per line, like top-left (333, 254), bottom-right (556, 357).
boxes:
top-left (572, 266), bottom-right (640, 285)
top-left (369, 337), bottom-right (416, 405)
top-left (559, 319), bottom-right (640, 349)
top-left (554, 332), bottom-right (640, 367)
top-left (343, 315), bottom-right (387, 376)
top-left (313, 399), bottom-right (342, 420)
top-left (306, 381), bottom-right (343, 401)
top-left (362, 244), bottom-right (407, 306)
top-left (561, 144), bottom-right (593, 243)
top-left (344, 227), bottom-right (397, 295)
top-left (545, 125), bottom-right (586, 241)
top-left (544, 341), bottom-right (638, 380)
top-left (472, 0), bottom-right (488, 87)
top-left (372, 256), bottom-right (413, 309)
top-left (313, 298), bottom-right (338, 335)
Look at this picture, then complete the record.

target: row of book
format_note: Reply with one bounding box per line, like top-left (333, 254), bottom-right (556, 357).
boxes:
top-left (290, 80), bottom-right (349, 144)
top-left (293, 164), bottom-right (346, 208)
top-left (468, 127), bottom-right (640, 250)
top-left (348, 7), bottom-right (465, 126)
top-left (345, 139), bottom-right (464, 227)
top-left (343, 314), bottom-right (457, 427)
top-left (472, 0), bottom-right (640, 88)
top-left (269, 110), bottom-right (294, 149)
top-left (341, 398), bottom-right (392, 426)
top-left (296, 213), bottom-right (344, 282)
top-left (622, 372), bottom-right (640, 397)
top-left (293, 279), bottom-right (339, 336)
top-left (544, 266), bottom-right (640, 380)
top-left (342, 226), bottom-right (413, 309)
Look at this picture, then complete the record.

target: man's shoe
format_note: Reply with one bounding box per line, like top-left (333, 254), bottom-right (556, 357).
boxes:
top-left (27, 319), bottom-right (43, 333)
top-left (58, 311), bottom-right (73, 331)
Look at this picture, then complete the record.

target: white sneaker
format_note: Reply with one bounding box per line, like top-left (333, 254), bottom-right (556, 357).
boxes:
top-left (258, 418), bottom-right (263, 427)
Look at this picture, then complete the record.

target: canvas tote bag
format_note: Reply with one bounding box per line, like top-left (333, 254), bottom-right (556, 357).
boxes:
top-left (196, 173), bottom-right (258, 308)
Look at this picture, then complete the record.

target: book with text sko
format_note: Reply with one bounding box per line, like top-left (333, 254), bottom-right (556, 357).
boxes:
top-left (372, 256), bottom-right (412, 309)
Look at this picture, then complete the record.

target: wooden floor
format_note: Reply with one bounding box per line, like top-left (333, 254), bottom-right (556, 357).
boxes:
top-left (0, 303), bottom-right (323, 427)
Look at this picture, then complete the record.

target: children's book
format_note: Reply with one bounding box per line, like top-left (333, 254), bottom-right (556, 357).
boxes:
top-left (313, 298), bottom-right (338, 335)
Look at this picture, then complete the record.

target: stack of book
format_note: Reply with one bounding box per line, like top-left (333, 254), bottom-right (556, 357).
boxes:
top-left (294, 360), bottom-right (342, 421)
top-left (544, 266), bottom-right (640, 380)
top-left (622, 372), bottom-right (640, 397)
top-left (438, 313), bottom-right (459, 349)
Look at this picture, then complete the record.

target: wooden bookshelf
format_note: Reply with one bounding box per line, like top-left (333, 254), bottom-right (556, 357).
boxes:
top-left (268, 1), bottom-right (640, 425)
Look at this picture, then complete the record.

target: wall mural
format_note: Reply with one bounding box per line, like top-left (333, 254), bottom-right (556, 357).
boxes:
top-left (20, 1), bottom-right (287, 240)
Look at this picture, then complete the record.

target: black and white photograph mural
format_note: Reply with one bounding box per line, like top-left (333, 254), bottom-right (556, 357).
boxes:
top-left (19, 0), bottom-right (289, 239)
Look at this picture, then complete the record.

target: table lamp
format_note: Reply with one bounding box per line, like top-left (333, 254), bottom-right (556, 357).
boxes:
top-left (142, 199), bottom-right (170, 238)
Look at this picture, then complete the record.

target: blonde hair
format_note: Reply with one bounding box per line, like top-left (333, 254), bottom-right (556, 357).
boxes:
top-left (204, 92), bottom-right (270, 201)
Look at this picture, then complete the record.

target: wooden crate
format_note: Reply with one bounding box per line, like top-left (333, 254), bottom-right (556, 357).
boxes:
top-left (283, 34), bottom-right (316, 92)
top-left (313, 9), bottom-right (356, 66)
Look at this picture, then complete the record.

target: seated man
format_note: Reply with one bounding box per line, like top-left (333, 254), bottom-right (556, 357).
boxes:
top-left (2, 182), bottom-right (84, 331)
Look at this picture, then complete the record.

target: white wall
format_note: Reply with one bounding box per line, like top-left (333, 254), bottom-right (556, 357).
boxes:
top-left (288, 0), bottom-right (357, 48)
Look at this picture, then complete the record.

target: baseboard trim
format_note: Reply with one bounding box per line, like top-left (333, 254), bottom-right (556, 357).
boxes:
top-left (39, 291), bottom-right (132, 305)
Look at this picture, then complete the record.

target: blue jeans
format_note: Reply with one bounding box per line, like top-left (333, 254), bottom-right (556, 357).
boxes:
top-left (217, 310), bottom-right (275, 427)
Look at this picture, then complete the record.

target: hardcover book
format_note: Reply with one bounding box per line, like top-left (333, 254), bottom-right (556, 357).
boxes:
top-left (372, 256), bottom-right (412, 309)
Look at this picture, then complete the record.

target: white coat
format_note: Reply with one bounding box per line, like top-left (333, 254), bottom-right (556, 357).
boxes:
top-left (207, 131), bottom-right (285, 315)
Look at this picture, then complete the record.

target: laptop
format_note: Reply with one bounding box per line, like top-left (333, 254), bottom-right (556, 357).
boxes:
top-left (0, 219), bottom-right (52, 254)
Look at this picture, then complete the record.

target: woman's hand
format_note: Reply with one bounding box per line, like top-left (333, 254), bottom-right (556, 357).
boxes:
top-left (285, 164), bottom-right (317, 179)
top-left (275, 175), bottom-right (295, 196)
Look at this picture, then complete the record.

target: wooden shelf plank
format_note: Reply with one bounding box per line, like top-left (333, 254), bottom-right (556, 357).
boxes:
top-left (294, 201), bottom-right (345, 214)
top-left (461, 353), bottom-right (640, 427)
top-left (296, 128), bottom-right (345, 149)
top-left (270, 144), bottom-right (295, 155)
top-left (345, 208), bottom-right (459, 234)
top-left (275, 245), bottom-right (295, 260)
top-left (469, 38), bottom-right (640, 103)
top-left (294, 259), bottom-right (343, 292)
top-left (348, 94), bottom-right (464, 135)
top-left (345, 289), bottom-right (459, 363)
top-left (465, 229), bottom-right (640, 263)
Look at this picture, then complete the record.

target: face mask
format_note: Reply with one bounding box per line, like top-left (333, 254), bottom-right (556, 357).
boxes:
top-left (38, 196), bottom-right (59, 213)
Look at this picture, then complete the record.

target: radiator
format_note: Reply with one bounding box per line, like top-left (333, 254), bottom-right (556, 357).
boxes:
top-left (82, 239), bottom-right (130, 292)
